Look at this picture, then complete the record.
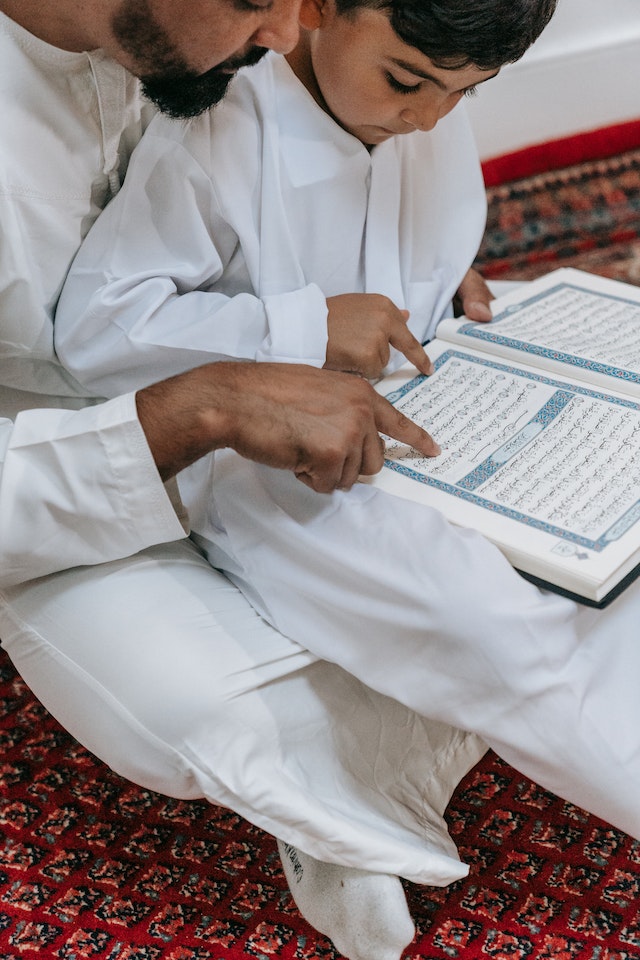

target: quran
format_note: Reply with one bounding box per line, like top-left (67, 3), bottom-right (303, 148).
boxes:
top-left (368, 268), bottom-right (640, 607)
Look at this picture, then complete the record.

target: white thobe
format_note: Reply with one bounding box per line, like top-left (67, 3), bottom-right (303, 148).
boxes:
top-left (56, 51), bottom-right (640, 843)
top-left (0, 16), bottom-right (487, 886)
top-left (57, 53), bottom-right (486, 393)
top-left (0, 12), bottom-right (187, 584)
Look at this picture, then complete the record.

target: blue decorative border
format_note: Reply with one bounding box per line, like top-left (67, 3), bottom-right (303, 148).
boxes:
top-left (451, 282), bottom-right (640, 386)
top-left (383, 351), bottom-right (640, 552)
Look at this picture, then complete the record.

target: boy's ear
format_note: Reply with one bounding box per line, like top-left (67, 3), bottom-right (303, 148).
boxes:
top-left (299, 0), bottom-right (325, 30)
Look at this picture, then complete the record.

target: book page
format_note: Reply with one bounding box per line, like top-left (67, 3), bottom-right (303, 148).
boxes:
top-left (438, 269), bottom-right (640, 397)
top-left (370, 344), bottom-right (640, 596)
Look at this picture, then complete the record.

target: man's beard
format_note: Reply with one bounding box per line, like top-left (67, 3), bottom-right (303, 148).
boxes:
top-left (111, 0), bottom-right (267, 118)
top-left (141, 46), bottom-right (268, 118)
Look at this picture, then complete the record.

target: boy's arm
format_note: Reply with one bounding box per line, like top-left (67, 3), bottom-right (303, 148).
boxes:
top-left (55, 135), bottom-right (330, 398)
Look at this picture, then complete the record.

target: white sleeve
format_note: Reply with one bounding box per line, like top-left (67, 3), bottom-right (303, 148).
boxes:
top-left (0, 394), bottom-right (188, 588)
top-left (55, 134), bottom-right (329, 398)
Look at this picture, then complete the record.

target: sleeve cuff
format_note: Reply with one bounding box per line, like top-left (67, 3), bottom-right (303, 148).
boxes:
top-left (257, 284), bottom-right (328, 366)
top-left (100, 392), bottom-right (190, 544)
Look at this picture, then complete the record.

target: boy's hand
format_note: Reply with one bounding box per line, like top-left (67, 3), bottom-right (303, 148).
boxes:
top-left (325, 293), bottom-right (433, 380)
top-left (453, 267), bottom-right (494, 321)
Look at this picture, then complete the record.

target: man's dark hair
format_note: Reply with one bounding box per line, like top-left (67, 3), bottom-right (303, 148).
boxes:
top-left (334, 0), bottom-right (558, 69)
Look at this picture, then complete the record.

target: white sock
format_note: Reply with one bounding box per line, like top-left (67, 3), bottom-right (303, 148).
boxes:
top-left (277, 839), bottom-right (415, 960)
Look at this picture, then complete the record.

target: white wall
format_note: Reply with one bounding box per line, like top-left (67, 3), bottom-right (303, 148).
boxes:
top-left (465, 0), bottom-right (640, 161)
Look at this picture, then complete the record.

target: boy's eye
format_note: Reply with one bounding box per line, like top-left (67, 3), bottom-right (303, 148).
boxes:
top-left (385, 72), bottom-right (421, 94)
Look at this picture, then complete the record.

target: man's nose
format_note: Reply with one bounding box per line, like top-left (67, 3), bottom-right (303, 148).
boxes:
top-left (253, 0), bottom-right (301, 54)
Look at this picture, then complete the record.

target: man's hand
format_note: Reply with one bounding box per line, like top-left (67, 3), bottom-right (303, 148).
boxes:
top-left (137, 362), bottom-right (439, 493)
top-left (453, 267), bottom-right (494, 321)
top-left (325, 293), bottom-right (433, 380)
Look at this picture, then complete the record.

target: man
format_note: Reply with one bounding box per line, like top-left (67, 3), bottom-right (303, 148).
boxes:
top-left (0, 2), bottom-right (492, 958)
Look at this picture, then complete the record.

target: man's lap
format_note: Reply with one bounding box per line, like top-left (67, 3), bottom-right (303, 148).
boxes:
top-left (0, 537), bottom-right (483, 882)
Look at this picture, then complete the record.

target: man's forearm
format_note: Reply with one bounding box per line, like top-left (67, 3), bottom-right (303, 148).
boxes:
top-left (136, 361), bottom-right (439, 493)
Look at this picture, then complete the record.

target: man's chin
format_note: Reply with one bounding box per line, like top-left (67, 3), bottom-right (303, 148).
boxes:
top-left (141, 70), bottom-right (234, 118)
top-left (141, 47), bottom-right (268, 119)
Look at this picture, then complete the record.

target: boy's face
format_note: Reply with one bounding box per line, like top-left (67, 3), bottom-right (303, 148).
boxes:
top-left (305, 3), bottom-right (498, 146)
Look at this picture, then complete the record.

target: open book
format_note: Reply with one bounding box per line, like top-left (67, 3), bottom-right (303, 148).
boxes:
top-left (367, 268), bottom-right (640, 607)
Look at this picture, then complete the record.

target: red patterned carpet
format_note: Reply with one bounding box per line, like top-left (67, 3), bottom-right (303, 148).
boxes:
top-left (475, 148), bottom-right (640, 287)
top-left (2, 646), bottom-right (640, 960)
top-left (2, 149), bottom-right (640, 958)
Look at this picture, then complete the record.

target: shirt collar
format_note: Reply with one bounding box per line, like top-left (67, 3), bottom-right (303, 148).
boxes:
top-left (269, 52), bottom-right (373, 187)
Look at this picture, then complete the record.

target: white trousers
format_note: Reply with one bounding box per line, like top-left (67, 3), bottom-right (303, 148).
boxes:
top-left (0, 537), bottom-right (485, 885)
top-left (188, 450), bottom-right (640, 841)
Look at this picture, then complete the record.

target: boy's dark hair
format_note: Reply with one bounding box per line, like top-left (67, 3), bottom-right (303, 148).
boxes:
top-left (333, 0), bottom-right (558, 70)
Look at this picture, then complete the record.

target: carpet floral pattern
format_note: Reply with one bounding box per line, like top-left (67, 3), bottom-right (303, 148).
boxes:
top-left (1, 648), bottom-right (639, 960)
top-left (475, 149), bottom-right (640, 287)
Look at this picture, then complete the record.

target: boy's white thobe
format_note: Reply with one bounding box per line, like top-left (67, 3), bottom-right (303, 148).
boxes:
top-left (56, 52), bottom-right (486, 389)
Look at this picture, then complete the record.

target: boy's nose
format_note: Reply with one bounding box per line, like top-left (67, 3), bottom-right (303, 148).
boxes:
top-left (399, 103), bottom-right (440, 133)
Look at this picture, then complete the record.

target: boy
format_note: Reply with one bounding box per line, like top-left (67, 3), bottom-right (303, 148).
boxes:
top-left (56, 0), bottom-right (505, 390)
top-left (56, 0), bottom-right (640, 955)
